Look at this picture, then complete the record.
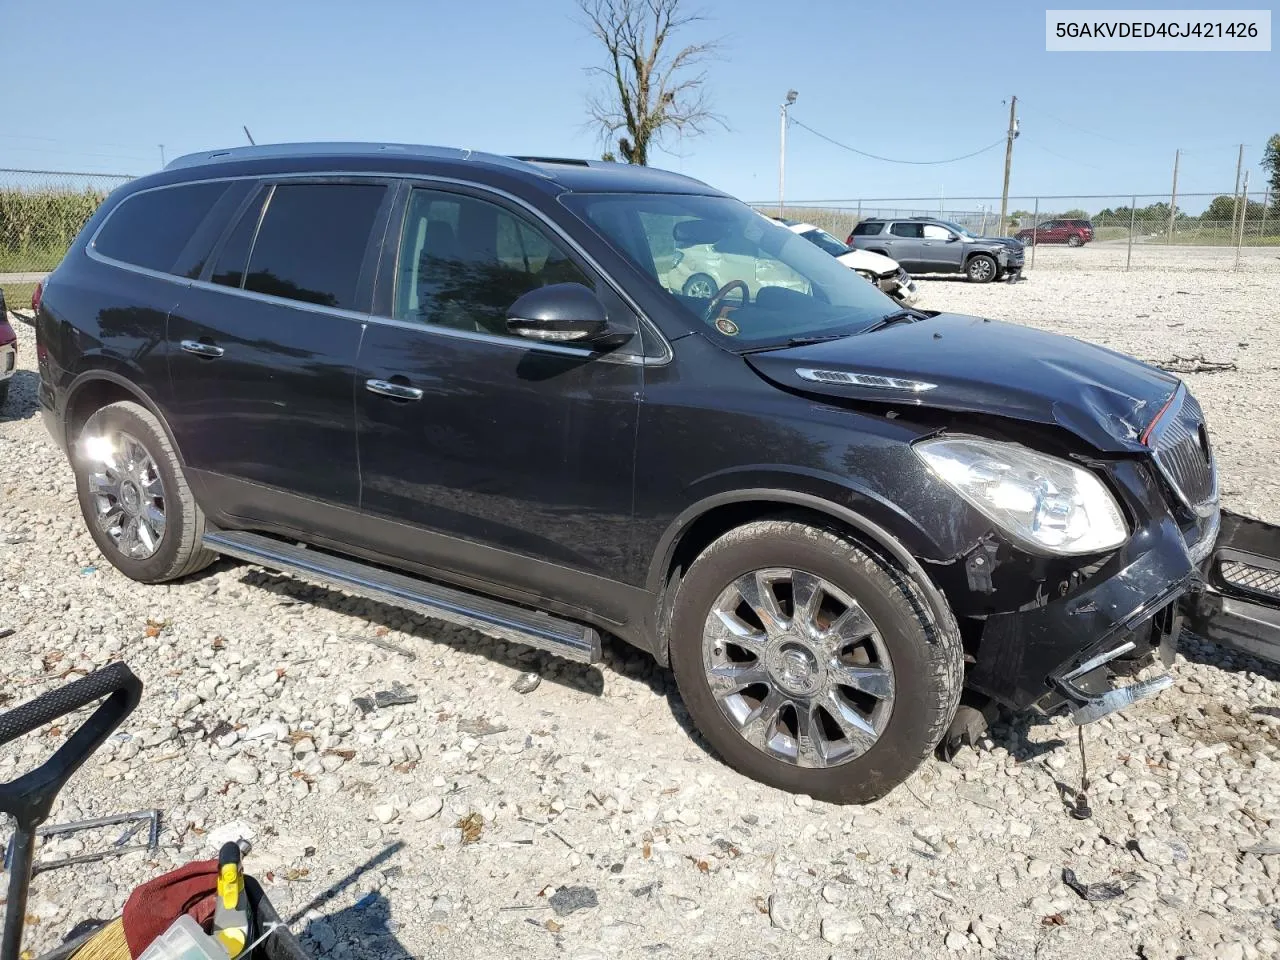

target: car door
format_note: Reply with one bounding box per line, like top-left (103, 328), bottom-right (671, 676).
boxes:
top-left (920, 223), bottom-right (961, 271)
top-left (166, 178), bottom-right (394, 534)
top-left (883, 222), bottom-right (924, 271)
top-left (352, 183), bottom-right (644, 619)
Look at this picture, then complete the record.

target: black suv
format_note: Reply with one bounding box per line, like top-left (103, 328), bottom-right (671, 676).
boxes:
top-left (33, 143), bottom-right (1277, 803)
top-left (849, 217), bottom-right (1024, 283)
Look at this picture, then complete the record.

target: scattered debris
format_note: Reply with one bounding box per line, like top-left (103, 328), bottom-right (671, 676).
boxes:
top-left (0, 626), bottom-right (15, 639)
top-left (456, 812), bottom-right (483, 843)
top-left (1062, 867), bottom-right (1136, 901)
top-left (457, 717), bottom-right (508, 737)
top-left (1240, 842), bottom-right (1280, 857)
top-left (1149, 353), bottom-right (1237, 374)
top-left (548, 885), bottom-right (598, 916)
top-left (353, 633), bottom-right (417, 660)
top-left (511, 671), bottom-right (542, 694)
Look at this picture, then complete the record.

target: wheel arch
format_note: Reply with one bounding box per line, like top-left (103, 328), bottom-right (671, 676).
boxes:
top-left (63, 370), bottom-right (186, 467)
top-left (646, 489), bottom-right (954, 666)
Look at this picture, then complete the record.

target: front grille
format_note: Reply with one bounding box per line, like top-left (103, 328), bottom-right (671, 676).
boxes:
top-left (1220, 560), bottom-right (1280, 600)
top-left (1150, 388), bottom-right (1217, 515)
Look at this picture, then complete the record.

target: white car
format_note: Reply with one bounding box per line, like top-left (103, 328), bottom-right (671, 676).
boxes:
top-left (773, 218), bottom-right (919, 305)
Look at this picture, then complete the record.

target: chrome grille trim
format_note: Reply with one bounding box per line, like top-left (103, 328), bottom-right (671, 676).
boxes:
top-left (1149, 385), bottom-right (1218, 517)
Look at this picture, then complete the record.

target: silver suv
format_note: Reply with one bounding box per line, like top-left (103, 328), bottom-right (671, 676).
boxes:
top-left (848, 217), bottom-right (1024, 284)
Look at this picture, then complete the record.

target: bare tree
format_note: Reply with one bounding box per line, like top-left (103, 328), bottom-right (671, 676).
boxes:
top-left (579, 0), bottom-right (724, 165)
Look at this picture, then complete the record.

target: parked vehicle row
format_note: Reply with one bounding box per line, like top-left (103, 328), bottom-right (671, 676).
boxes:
top-left (1016, 218), bottom-right (1094, 247)
top-left (0, 287), bottom-right (16, 408)
top-left (33, 143), bottom-right (1280, 804)
top-left (848, 217), bottom-right (1025, 283)
top-left (773, 218), bottom-right (918, 304)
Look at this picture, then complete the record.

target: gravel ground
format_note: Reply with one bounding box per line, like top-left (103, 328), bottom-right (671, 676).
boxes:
top-left (2, 251), bottom-right (1280, 960)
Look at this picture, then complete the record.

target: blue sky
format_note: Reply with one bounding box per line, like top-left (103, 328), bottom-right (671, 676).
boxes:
top-left (4, 0), bottom-right (1275, 209)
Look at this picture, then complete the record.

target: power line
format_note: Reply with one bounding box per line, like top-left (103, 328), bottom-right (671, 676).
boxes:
top-left (789, 117), bottom-right (1006, 166)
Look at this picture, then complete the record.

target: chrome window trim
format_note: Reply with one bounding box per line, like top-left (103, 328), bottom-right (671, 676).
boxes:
top-left (84, 169), bottom-right (673, 368)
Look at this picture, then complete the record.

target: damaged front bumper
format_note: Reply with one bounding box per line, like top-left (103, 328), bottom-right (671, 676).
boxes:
top-left (1183, 509), bottom-right (1280, 664)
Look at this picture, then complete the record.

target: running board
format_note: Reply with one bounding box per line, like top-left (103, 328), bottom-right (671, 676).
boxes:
top-left (202, 531), bottom-right (602, 664)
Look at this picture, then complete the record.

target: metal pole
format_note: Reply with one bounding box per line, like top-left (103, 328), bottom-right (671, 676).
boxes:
top-left (1230, 143), bottom-right (1245, 240)
top-left (1127, 195), bottom-right (1136, 271)
top-left (778, 103), bottom-right (786, 219)
top-left (1261, 185), bottom-right (1271, 240)
top-left (1, 828), bottom-right (36, 960)
top-left (998, 95), bottom-right (1018, 236)
top-left (1166, 149), bottom-right (1180, 244)
top-left (1234, 173), bottom-right (1250, 248)
top-left (1030, 197), bottom-right (1039, 269)
top-left (1235, 176), bottom-right (1249, 270)
top-left (158, 144), bottom-right (165, 167)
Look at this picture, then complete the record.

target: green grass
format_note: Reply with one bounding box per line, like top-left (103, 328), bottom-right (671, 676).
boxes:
top-left (0, 247), bottom-right (65, 272)
top-left (2, 282), bottom-right (37, 311)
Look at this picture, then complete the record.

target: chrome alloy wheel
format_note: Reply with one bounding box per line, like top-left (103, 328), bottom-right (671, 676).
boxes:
top-left (83, 431), bottom-right (167, 559)
top-left (968, 257), bottom-right (995, 281)
top-left (701, 568), bottom-right (896, 768)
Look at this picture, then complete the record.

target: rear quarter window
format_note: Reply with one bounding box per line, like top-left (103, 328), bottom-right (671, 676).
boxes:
top-left (93, 182), bottom-right (230, 273)
top-left (852, 221), bottom-right (883, 236)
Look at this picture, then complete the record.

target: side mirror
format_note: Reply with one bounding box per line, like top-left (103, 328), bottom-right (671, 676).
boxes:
top-left (506, 283), bottom-right (629, 349)
top-left (946, 233), bottom-right (960, 242)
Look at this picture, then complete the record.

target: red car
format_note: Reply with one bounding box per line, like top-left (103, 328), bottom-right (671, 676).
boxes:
top-left (1016, 218), bottom-right (1094, 247)
top-left (0, 288), bottom-right (16, 408)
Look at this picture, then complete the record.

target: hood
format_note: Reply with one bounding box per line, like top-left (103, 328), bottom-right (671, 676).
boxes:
top-left (975, 235), bottom-right (1024, 248)
top-left (744, 313), bottom-right (1180, 452)
top-left (835, 248), bottom-right (900, 275)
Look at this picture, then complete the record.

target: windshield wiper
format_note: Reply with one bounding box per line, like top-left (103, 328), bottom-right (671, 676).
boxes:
top-left (867, 308), bottom-right (927, 332)
top-left (739, 333), bottom-right (853, 354)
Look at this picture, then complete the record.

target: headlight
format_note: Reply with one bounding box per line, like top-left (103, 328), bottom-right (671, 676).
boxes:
top-left (915, 436), bottom-right (1128, 555)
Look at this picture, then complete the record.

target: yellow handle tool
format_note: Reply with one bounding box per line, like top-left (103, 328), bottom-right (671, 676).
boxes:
top-left (212, 842), bottom-right (249, 958)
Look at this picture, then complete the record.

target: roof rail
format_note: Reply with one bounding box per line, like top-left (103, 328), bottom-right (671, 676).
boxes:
top-left (163, 142), bottom-right (555, 178)
top-left (510, 156), bottom-right (592, 167)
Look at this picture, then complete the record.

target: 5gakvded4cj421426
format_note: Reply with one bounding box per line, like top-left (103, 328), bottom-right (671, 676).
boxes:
top-left (32, 143), bottom-right (1280, 802)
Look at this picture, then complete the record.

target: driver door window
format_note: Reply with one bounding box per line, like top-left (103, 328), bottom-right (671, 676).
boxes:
top-left (394, 188), bottom-right (591, 336)
top-left (922, 224), bottom-right (951, 241)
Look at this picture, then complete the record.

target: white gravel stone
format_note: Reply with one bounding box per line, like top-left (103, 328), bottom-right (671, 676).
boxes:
top-left (224, 759), bottom-right (258, 785)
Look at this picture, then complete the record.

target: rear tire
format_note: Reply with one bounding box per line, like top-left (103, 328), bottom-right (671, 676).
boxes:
top-left (965, 254), bottom-right (997, 283)
top-left (668, 520), bottom-right (963, 803)
top-left (72, 400), bottom-right (216, 583)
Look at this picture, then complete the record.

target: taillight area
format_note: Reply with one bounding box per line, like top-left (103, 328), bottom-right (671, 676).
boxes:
top-left (31, 281), bottom-right (44, 313)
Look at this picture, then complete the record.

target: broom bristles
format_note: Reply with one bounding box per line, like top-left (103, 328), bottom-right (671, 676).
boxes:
top-left (71, 917), bottom-right (129, 960)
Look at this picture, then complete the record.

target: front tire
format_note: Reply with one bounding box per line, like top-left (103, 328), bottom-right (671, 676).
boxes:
top-left (668, 520), bottom-right (962, 804)
top-left (682, 273), bottom-right (717, 299)
top-left (966, 254), bottom-right (997, 283)
top-left (73, 400), bottom-right (216, 583)
top-left (1067, 234), bottom-right (1083, 247)
top-left (0, 380), bottom-right (9, 410)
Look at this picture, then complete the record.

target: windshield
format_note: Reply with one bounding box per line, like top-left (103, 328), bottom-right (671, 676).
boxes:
top-left (799, 227), bottom-right (851, 257)
top-left (561, 193), bottom-right (896, 349)
top-left (937, 219), bottom-right (977, 238)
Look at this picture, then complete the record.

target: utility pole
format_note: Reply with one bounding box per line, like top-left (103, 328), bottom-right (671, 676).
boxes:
top-left (1166, 149), bottom-right (1180, 244)
top-left (1230, 143), bottom-right (1245, 238)
top-left (158, 144), bottom-right (165, 167)
top-left (778, 90), bottom-right (797, 218)
top-left (998, 95), bottom-right (1018, 236)
top-left (1235, 170), bottom-right (1250, 270)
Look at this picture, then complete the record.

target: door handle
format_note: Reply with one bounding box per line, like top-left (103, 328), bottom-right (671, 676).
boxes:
top-left (365, 379), bottom-right (423, 401)
top-left (180, 340), bottom-right (224, 359)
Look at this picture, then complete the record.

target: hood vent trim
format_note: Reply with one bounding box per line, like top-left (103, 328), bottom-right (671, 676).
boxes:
top-left (796, 367), bottom-right (937, 393)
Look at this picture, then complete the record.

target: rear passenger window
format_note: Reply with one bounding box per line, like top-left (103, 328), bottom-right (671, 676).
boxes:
top-left (890, 222), bottom-right (923, 238)
top-left (852, 221), bottom-right (883, 236)
top-left (94, 182), bottom-right (229, 273)
top-left (243, 183), bottom-right (386, 310)
top-left (211, 189), bottom-right (268, 289)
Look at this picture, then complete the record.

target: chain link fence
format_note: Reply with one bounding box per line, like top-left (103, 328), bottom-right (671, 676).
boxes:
top-left (763, 191), bottom-right (1278, 273)
top-left (0, 168), bottom-right (134, 308)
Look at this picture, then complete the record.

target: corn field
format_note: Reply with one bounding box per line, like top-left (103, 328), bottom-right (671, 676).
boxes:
top-left (0, 169), bottom-right (132, 275)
